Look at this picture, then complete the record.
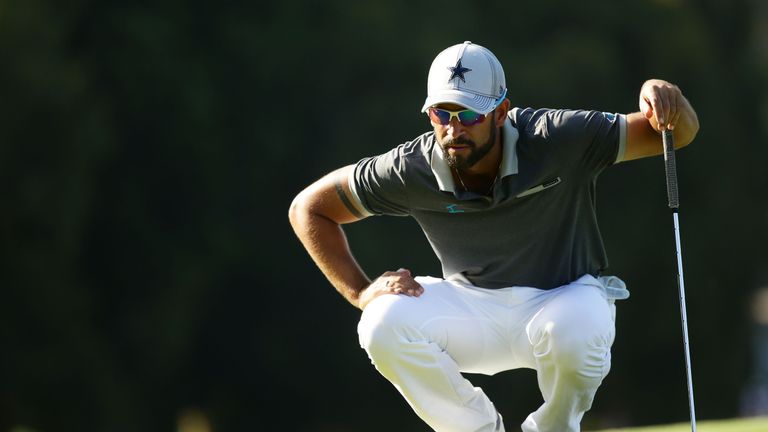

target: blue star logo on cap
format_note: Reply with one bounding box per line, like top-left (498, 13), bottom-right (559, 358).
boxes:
top-left (447, 59), bottom-right (472, 83)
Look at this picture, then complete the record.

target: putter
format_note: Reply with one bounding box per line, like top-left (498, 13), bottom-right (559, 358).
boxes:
top-left (662, 129), bottom-right (697, 431)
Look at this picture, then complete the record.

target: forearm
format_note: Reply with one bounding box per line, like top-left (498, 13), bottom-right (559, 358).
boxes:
top-left (289, 203), bottom-right (371, 308)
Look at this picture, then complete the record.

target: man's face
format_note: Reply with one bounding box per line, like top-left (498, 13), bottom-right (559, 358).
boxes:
top-left (430, 103), bottom-right (498, 170)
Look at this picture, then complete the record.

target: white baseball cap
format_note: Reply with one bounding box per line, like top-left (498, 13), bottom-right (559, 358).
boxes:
top-left (421, 41), bottom-right (507, 115)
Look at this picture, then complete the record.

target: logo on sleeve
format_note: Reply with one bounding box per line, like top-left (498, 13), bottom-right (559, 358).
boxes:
top-left (446, 204), bottom-right (465, 213)
top-left (603, 112), bottom-right (616, 122)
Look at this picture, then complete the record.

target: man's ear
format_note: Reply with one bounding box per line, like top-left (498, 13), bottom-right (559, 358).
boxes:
top-left (493, 99), bottom-right (511, 124)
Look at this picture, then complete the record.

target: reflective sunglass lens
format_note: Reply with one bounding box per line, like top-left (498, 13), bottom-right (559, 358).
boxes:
top-left (428, 108), bottom-right (485, 126)
top-left (458, 111), bottom-right (484, 126)
top-left (428, 108), bottom-right (450, 125)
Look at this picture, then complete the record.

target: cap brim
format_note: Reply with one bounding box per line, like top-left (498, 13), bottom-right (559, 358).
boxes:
top-left (421, 90), bottom-right (498, 115)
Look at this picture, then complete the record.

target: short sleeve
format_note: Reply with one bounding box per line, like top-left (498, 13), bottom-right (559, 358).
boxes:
top-left (347, 145), bottom-right (411, 217)
top-left (511, 108), bottom-right (627, 176)
top-left (551, 109), bottom-right (627, 173)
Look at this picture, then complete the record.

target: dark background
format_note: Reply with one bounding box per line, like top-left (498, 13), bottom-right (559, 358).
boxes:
top-left (2, 0), bottom-right (767, 431)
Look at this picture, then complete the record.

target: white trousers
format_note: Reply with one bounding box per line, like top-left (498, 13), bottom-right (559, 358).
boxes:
top-left (357, 274), bottom-right (625, 432)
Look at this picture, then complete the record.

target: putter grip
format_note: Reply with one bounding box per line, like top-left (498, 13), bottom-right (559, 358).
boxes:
top-left (662, 130), bottom-right (679, 209)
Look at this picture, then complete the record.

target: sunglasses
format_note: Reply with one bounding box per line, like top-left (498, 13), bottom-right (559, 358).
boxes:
top-left (426, 89), bottom-right (508, 127)
top-left (427, 107), bottom-right (487, 127)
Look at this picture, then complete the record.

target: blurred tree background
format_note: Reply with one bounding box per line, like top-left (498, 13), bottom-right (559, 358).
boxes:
top-left (1, 0), bottom-right (767, 431)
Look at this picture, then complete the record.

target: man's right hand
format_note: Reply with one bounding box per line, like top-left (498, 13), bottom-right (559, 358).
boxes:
top-left (358, 268), bottom-right (424, 310)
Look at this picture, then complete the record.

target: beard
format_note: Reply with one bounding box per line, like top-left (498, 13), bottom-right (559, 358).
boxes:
top-left (441, 116), bottom-right (497, 170)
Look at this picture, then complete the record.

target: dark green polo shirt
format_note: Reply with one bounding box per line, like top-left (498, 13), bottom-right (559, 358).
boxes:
top-left (348, 108), bottom-right (627, 289)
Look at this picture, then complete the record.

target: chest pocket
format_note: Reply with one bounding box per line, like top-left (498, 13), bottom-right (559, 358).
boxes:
top-left (515, 177), bottom-right (562, 198)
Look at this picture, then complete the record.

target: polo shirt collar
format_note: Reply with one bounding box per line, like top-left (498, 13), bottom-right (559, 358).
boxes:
top-left (430, 116), bottom-right (520, 193)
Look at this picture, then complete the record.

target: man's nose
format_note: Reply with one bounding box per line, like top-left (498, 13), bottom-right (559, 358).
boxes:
top-left (446, 117), bottom-right (466, 139)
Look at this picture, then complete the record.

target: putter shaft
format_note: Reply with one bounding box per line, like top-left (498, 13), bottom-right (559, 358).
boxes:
top-left (663, 130), bottom-right (696, 432)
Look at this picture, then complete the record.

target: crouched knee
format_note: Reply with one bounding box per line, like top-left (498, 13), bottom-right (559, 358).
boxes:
top-left (534, 321), bottom-right (614, 383)
top-left (357, 295), bottom-right (421, 359)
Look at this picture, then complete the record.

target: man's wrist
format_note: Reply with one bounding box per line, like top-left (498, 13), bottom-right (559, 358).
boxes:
top-left (345, 280), bottom-right (371, 309)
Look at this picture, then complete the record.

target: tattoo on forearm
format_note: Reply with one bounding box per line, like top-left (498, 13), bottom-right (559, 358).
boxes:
top-left (335, 180), bottom-right (364, 219)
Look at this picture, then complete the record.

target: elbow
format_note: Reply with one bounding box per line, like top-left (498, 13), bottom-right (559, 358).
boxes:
top-left (288, 192), bottom-right (310, 231)
top-left (677, 113), bottom-right (700, 149)
top-left (687, 114), bottom-right (700, 144)
top-left (289, 188), bottom-right (332, 231)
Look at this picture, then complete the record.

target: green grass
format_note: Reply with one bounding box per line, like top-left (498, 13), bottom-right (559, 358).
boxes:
top-left (595, 417), bottom-right (768, 431)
